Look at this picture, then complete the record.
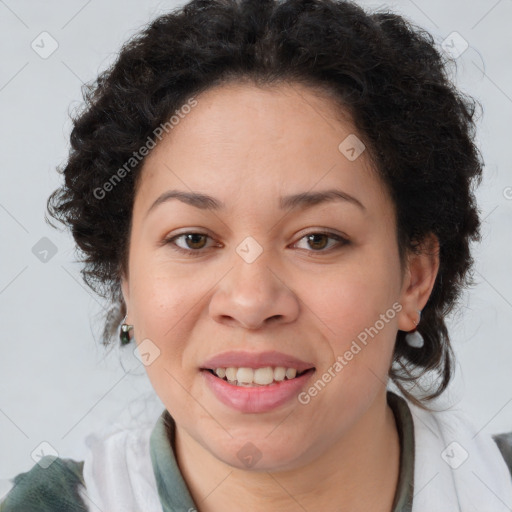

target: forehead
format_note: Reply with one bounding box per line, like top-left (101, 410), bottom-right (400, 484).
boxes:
top-left (135, 81), bottom-right (387, 217)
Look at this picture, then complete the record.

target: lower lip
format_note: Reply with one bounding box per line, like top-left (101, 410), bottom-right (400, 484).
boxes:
top-left (201, 369), bottom-right (315, 413)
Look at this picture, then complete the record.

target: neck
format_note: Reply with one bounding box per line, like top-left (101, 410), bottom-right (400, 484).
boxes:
top-left (173, 389), bottom-right (400, 512)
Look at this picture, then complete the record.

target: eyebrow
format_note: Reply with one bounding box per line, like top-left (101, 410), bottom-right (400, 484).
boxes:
top-left (145, 188), bottom-right (365, 217)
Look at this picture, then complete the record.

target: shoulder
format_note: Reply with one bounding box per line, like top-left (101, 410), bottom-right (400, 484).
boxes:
top-left (493, 431), bottom-right (512, 479)
top-left (390, 389), bottom-right (512, 481)
top-left (0, 456), bottom-right (88, 512)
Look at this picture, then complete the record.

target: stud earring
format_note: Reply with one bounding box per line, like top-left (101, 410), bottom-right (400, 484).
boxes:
top-left (120, 315), bottom-right (133, 345)
top-left (405, 309), bottom-right (424, 348)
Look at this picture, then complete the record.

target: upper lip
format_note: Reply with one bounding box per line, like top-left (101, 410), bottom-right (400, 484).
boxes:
top-left (201, 350), bottom-right (315, 373)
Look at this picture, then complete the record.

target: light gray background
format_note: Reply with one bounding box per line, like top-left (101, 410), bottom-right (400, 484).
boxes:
top-left (1, 0), bottom-right (511, 481)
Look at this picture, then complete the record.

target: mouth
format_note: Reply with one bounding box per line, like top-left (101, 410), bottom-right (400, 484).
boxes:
top-left (201, 365), bottom-right (316, 413)
top-left (201, 366), bottom-right (315, 387)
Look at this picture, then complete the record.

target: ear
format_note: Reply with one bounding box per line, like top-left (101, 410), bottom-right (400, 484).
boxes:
top-left (397, 233), bottom-right (440, 331)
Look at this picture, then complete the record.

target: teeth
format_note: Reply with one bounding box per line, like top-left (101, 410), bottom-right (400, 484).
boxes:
top-left (215, 368), bottom-right (226, 379)
top-left (285, 368), bottom-right (297, 379)
top-left (253, 367), bottom-right (274, 385)
top-left (212, 366), bottom-right (304, 386)
top-left (236, 367), bottom-right (254, 384)
top-left (225, 367), bottom-right (237, 381)
top-left (274, 367), bottom-right (286, 381)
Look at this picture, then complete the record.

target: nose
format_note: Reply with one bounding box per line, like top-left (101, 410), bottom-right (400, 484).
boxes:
top-left (208, 250), bottom-right (300, 330)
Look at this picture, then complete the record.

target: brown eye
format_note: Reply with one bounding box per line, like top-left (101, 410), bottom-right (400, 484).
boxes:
top-left (294, 231), bottom-right (349, 253)
top-left (163, 232), bottom-right (215, 255)
top-left (306, 233), bottom-right (330, 250)
top-left (181, 233), bottom-right (208, 250)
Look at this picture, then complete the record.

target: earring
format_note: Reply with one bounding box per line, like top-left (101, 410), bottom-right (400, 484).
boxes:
top-left (120, 315), bottom-right (133, 345)
top-left (405, 309), bottom-right (424, 348)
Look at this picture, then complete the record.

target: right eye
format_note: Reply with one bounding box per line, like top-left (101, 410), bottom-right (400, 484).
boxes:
top-left (163, 232), bottom-right (219, 256)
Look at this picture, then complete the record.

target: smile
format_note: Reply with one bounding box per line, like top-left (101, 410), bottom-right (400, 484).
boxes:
top-left (205, 366), bottom-right (310, 386)
top-left (201, 367), bottom-right (316, 413)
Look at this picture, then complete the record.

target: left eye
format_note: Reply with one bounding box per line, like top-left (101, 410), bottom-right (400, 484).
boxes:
top-left (293, 232), bottom-right (349, 252)
top-left (164, 231), bottom-right (348, 255)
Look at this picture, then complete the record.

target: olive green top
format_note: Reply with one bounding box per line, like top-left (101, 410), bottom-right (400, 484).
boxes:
top-left (1, 391), bottom-right (510, 511)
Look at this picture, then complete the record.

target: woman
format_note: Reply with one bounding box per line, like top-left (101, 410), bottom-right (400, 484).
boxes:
top-left (1, 0), bottom-right (511, 511)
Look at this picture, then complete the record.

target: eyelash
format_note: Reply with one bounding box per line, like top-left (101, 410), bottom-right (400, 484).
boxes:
top-left (162, 230), bottom-right (350, 256)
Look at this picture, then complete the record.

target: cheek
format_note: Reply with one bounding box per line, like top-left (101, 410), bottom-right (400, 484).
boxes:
top-left (305, 253), bottom-right (401, 386)
top-left (313, 258), bottom-right (400, 333)
top-left (129, 265), bottom-right (197, 411)
top-left (131, 254), bottom-right (191, 322)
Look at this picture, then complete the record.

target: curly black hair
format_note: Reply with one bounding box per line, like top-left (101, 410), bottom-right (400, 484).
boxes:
top-left (46, 0), bottom-right (483, 410)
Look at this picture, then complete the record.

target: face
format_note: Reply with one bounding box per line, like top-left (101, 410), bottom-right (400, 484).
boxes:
top-left (121, 81), bottom-right (427, 472)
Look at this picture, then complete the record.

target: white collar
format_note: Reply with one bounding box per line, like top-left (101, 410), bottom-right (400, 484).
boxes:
top-left (408, 394), bottom-right (512, 511)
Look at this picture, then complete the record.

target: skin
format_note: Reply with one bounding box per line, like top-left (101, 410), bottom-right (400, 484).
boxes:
top-left (121, 81), bottom-right (439, 512)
